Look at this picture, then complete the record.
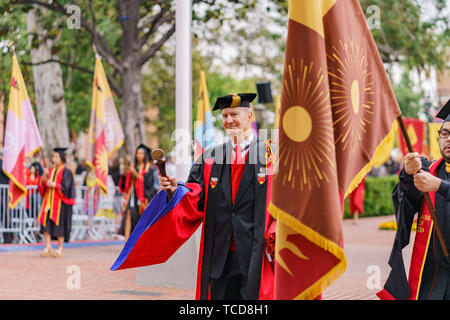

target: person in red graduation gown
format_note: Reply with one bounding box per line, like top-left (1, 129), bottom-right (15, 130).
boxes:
top-left (349, 177), bottom-right (365, 225)
top-left (158, 93), bottom-right (275, 300)
top-left (38, 147), bottom-right (75, 258)
top-left (26, 163), bottom-right (40, 212)
top-left (118, 144), bottom-right (157, 240)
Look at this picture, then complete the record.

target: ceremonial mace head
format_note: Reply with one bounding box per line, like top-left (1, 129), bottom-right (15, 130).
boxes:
top-left (151, 148), bottom-right (167, 178)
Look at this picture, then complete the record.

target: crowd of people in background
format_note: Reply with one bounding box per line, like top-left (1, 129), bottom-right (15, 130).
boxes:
top-left (0, 144), bottom-right (179, 244)
top-left (0, 143), bottom-right (430, 244)
top-left (368, 156), bottom-right (403, 177)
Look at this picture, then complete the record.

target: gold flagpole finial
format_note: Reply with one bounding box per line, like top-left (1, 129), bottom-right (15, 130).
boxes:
top-left (7, 40), bottom-right (16, 55)
top-left (92, 44), bottom-right (99, 58)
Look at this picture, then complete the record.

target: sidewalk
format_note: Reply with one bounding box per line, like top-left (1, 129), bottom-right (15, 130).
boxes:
top-left (0, 215), bottom-right (403, 300)
top-left (323, 214), bottom-right (409, 300)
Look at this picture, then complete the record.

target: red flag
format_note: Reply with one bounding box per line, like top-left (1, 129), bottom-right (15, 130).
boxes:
top-left (269, 0), bottom-right (401, 300)
top-left (398, 117), bottom-right (424, 156)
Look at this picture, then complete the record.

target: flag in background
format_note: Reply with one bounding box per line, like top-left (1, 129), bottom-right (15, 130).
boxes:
top-left (429, 122), bottom-right (442, 160)
top-left (249, 103), bottom-right (259, 137)
top-left (2, 51), bottom-right (43, 208)
top-left (268, 0), bottom-right (401, 300)
top-left (194, 70), bottom-right (215, 160)
top-left (86, 54), bottom-right (124, 194)
top-left (274, 94), bottom-right (281, 129)
top-left (370, 123), bottom-right (397, 169)
top-left (398, 117), bottom-right (424, 156)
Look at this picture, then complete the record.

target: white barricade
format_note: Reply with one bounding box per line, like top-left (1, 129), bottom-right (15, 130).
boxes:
top-left (0, 184), bottom-right (122, 244)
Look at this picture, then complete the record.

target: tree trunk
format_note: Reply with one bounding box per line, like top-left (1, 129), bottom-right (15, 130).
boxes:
top-left (118, 0), bottom-right (146, 156)
top-left (120, 65), bottom-right (146, 155)
top-left (118, 0), bottom-right (147, 154)
top-left (27, 8), bottom-right (70, 159)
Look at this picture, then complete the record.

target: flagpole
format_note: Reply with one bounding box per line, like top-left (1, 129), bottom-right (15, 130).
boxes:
top-left (397, 115), bottom-right (449, 261)
top-left (39, 147), bottom-right (48, 168)
top-left (175, 0), bottom-right (192, 180)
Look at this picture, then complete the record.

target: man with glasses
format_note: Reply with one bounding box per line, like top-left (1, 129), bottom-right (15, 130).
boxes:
top-left (378, 99), bottom-right (450, 300)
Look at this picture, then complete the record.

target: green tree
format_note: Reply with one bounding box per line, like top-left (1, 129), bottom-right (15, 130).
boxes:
top-left (1, 0), bottom-right (266, 153)
top-left (393, 72), bottom-right (424, 118)
top-left (359, 0), bottom-right (449, 73)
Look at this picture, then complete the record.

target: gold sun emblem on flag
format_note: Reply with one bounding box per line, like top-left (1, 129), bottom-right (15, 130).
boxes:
top-left (327, 37), bottom-right (375, 155)
top-left (279, 58), bottom-right (336, 191)
top-left (94, 145), bottom-right (109, 177)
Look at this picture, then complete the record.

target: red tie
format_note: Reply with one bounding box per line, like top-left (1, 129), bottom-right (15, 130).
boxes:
top-left (234, 145), bottom-right (244, 165)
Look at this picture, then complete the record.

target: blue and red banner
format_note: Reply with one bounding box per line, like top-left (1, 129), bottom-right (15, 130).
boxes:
top-left (111, 183), bottom-right (203, 271)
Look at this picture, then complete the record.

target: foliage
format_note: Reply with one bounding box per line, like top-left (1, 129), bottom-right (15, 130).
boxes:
top-left (193, 1), bottom-right (287, 94)
top-left (392, 72), bottom-right (425, 118)
top-left (0, 10), bottom-right (35, 116)
top-left (359, 0), bottom-right (449, 74)
top-left (0, 0), bottom-right (448, 151)
top-left (343, 175), bottom-right (399, 219)
top-left (142, 46), bottom-right (261, 152)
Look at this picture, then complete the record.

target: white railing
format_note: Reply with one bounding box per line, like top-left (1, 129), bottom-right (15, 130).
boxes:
top-left (0, 184), bottom-right (123, 244)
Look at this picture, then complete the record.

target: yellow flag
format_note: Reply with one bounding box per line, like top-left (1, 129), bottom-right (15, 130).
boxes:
top-left (194, 70), bottom-right (214, 160)
top-left (274, 94), bottom-right (281, 129)
top-left (86, 55), bottom-right (124, 194)
top-left (429, 122), bottom-right (442, 160)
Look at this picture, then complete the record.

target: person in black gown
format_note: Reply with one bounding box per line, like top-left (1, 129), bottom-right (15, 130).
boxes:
top-left (118, 144), bottom-right (157, 240)
top-left (38, 147), bottom-right (75, 258)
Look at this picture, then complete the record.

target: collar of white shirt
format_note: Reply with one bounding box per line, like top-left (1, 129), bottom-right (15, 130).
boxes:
top-left (231, 132), bottom-right (254, 158)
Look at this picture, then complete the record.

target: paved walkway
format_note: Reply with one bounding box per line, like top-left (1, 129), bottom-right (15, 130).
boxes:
top-left (323, 215), bottom-right (412, 300)
top-left (0, 215), bottom-right (406, 300)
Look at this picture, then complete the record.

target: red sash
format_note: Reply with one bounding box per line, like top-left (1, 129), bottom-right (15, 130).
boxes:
top-left (38, 166), bottom-right (75, 226)
top-left (407, 158), bottom-right (442, 299)
top-left (259, 145), bottom-right (275, 300)
top-left (195, 157), bottom-right (213, 300)
top-left (134, 163), bottom-right (151, 203)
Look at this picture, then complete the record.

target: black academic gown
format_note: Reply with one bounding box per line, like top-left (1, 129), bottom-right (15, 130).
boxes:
top-left (39, 167), bottom-right (76, 242)
top-left (188, 137), bottom-right (270, 300)
top-left (379, 157), bottom-right (450, 300)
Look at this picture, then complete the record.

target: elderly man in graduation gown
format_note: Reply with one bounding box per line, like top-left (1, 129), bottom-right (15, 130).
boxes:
top-left (378, 99), bottom-right (450, 300)
top-left (111, 93), bottom-right (275, 300)
top-left (38, 147), bottom-right (75, 258)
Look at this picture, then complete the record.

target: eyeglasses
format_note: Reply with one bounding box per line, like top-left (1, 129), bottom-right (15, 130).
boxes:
top-left (438, 129), bottom-right (450, 139)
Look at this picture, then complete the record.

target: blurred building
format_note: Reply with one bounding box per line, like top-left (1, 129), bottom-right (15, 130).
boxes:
top-left (437, 52), bottom-right (450, 108)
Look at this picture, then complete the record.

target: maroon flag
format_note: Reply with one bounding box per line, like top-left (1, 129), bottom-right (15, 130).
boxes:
top-left (269, 0), bottom-right (401, 300)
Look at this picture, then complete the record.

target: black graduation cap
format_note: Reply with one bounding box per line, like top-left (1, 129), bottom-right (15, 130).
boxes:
top-left (53, 147), bottom-right (68, 154)
top-left (212, 93), bottom-right (257, 111)
top-left (436, 99), bottom-right (450, 122)
top-left (53, 147), bottom-right (68, 162)
top-left (136, 143), bottom-right (152, 159)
